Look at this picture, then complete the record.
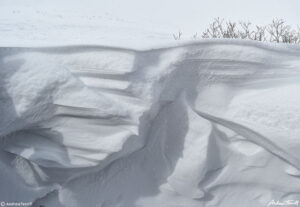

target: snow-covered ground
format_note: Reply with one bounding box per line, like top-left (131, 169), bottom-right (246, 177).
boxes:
top-left (1, 0), bottom-right (300, 48)
top-left (1, 1), bottom-right (300, 207)
top-left (0, 7), bottom-right (174, 48)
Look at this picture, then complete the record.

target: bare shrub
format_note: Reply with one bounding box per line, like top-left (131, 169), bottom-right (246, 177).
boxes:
top-left (173, 31), bottom-right (182, 40)
top-left (252, 26), bottom-right (267, 41)
top-left (239, 21), bottom-right (252, 39)
top-left (202, 17), bottom-right (224, 38)
top-left (178, 18), bottom-right (300, 44)
top-left (267, 19), bottom-right (289, 43)
top-left (192, 33), bottom-right (198, 39)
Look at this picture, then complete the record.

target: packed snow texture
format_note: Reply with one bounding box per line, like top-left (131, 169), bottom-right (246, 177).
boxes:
top-left (1, 41), bottom-right (300, 207)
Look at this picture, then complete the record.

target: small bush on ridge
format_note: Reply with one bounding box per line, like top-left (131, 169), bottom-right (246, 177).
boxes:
top-left (174, 18), bottom-right (300, 44)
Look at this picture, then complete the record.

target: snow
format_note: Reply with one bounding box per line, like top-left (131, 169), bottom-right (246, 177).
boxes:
top-left (2, 1), bottom-right (300, 207)
top-left (0, 1), bottom-right (174, 48)
top-left (1, 41), bottom-right (300, 207)
top-left (1, 0), bottom-right (300, 48)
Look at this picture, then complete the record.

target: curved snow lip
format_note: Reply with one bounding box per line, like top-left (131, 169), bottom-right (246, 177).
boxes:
top-left (1, 40), bottom-right (300, 207)
top-left (4, 38), bottom-right (300, 52)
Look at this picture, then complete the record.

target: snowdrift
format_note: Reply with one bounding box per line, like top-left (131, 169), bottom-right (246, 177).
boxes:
top-left (1, 41), bottom-right (300, 207)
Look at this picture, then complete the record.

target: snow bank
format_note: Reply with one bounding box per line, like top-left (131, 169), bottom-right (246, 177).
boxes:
top-left (1, 41), bottom-right (300, 207)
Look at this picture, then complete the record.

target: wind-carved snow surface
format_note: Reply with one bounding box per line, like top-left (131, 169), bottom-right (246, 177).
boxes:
top-left (1, 41), bottom-right (300, 207)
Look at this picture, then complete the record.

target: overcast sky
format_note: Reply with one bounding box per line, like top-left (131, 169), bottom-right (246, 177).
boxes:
top-left (1, 0), bottom-right (300, 34)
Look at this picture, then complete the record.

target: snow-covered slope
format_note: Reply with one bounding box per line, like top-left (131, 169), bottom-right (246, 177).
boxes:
top-left (0, 4), bottom-right (174, 48)
top-left (1, 40), bottom-right (300, 207)
top-left (1, 0), bottom-right (300, 48)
